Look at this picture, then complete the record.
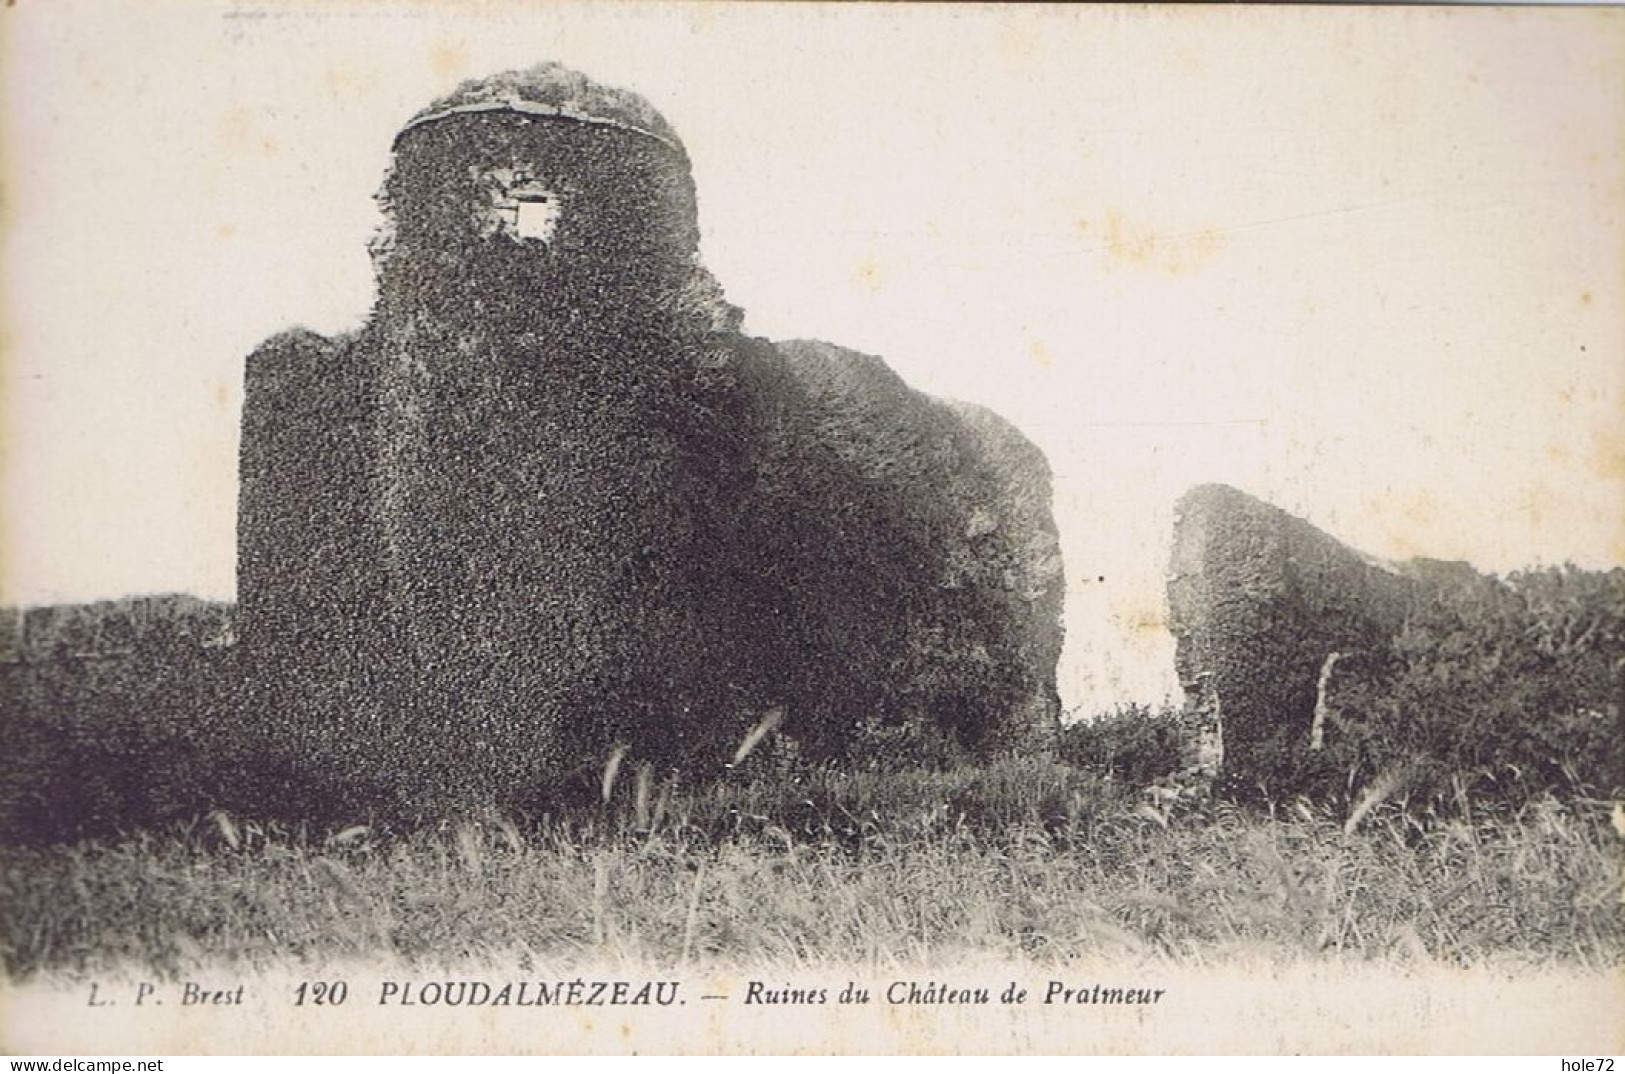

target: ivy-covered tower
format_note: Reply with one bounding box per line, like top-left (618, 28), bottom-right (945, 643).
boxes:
top-left (238, 64), bottom-right (1065, 816)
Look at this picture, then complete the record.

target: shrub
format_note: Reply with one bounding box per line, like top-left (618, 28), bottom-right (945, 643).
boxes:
top-left (1317, 565), bottom-right (1624, 808)
top-left (1059, 702), bottom-right (1184, 789)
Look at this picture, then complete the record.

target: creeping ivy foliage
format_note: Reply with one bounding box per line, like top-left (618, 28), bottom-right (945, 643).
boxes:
top-left (229, 64), bottom-right (1067, 822)
top-left (1059, 703), bottom-right (1184, 790)
top-left (1307, 565), bottom-right (1624, 808)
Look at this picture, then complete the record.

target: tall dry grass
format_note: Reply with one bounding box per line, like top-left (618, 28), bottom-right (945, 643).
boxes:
top-left (3, 749), bottom-right (1619, 979)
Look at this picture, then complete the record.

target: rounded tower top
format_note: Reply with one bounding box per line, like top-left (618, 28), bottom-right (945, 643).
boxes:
top-left (396, 62), bottom-right (685, 157)
top-left (372, 62), bottom-right (735, 334)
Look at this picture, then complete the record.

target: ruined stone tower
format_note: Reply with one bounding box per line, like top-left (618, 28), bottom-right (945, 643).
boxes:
top-left (239, 64), bottom-right (1063, 814)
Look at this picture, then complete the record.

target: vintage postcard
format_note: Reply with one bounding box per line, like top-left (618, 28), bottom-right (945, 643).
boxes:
top-left (2, 1), bottom-right (1622, 1056)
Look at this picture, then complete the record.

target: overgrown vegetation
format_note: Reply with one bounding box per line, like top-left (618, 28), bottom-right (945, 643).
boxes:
top-left (1, 599), bottom-right (249, 843)
top-left (1059, 702), bottom-right (1184, 788)
top-left (3, 565), bottom-right (1621, 978)
top-left (1300, 565), bottom-right (1624, 809)
top-left (2, 752), bottom-right (1620, 979)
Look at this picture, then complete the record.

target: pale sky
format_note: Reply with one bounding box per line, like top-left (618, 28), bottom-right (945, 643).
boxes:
top-left (4, 2), bottom-right (1622, 713)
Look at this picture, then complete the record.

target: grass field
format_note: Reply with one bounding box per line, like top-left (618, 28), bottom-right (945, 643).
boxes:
top-left (4, 757), bottom-right (1620, 979)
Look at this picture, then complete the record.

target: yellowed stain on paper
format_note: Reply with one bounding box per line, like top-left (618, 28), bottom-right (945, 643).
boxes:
top-left (855, 255), bottom-right (884, 293)
top-left (1590, 426), bottom-right (1625, 483)
top-left (431, 40), bottom-right (470, 82)
top-left (215, 107), bottom-right (280, 158)
top-left (1079, 210), bottom-right (1229, 276)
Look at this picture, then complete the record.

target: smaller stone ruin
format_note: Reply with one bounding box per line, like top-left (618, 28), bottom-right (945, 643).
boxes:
top-left (1166, 484), bottom-right (1483, 792)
